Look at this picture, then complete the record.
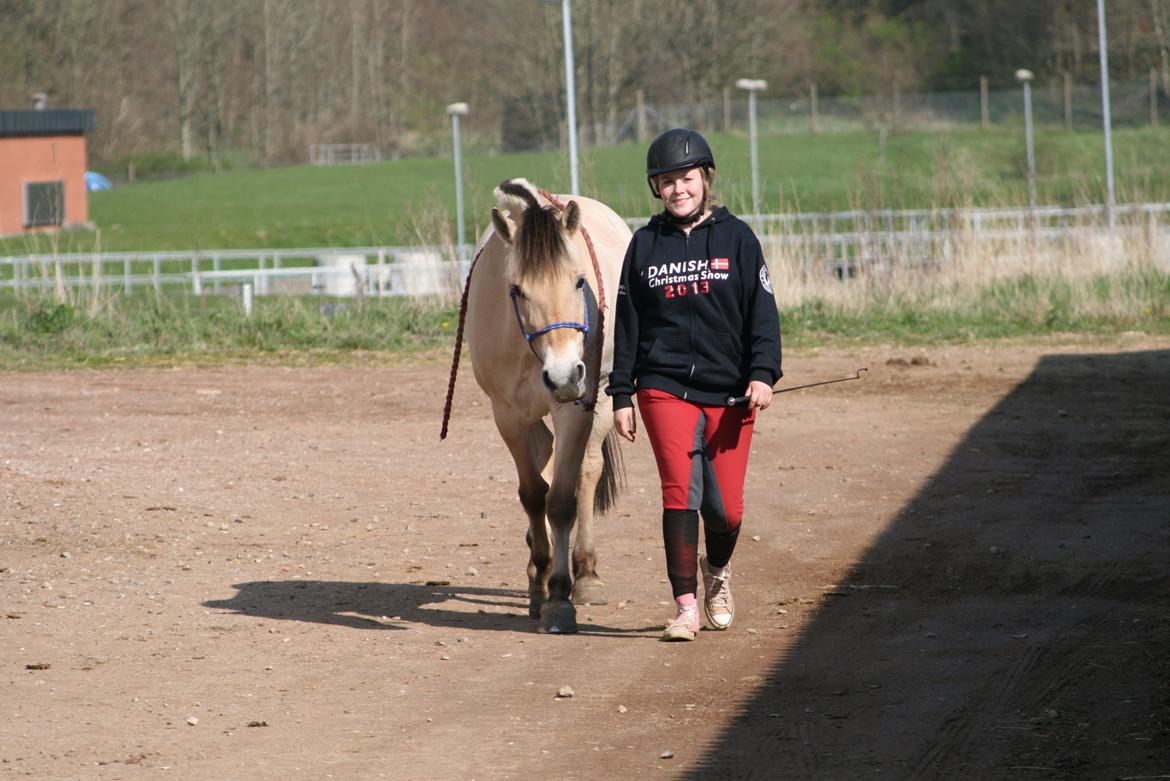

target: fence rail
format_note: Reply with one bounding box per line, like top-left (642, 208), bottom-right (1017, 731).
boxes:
top-left (637, 202), bottom-right (1170, 272)
top-left (3, 203), bottom-right (1168, 298)
top-left (0, 246), bottom-right (469, 299)
top-left (308, 143), bottom-right (382, 165)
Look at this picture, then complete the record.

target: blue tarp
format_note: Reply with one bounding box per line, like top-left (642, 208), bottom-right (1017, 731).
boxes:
top-left (85, 171), bottom-right (112, 191)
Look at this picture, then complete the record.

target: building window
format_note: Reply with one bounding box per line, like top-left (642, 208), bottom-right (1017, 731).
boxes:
top-left (24, 181), bottom-right (64, 227)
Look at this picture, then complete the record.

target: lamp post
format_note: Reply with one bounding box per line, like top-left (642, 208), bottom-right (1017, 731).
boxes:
top-left (1015, 69), bottom-right (1037, 211)
top-left (1096, 0), bottom-right (1116, 230)
top-left (736, 78), bottom-right (767, 222)
top-left (560, 0), bottom-right (579, 195)
top-left (447, 102), bottom-right (469, 259)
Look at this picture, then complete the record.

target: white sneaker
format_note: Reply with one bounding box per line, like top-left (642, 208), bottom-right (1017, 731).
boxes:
top-left (661, 603), bottom-right (700, 641)
top-left (700, 555), bottom-right (734, 630)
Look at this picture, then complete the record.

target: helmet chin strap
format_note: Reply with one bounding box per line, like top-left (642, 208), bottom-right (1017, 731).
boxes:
top-left (667, 197), bottom-right (707, 226)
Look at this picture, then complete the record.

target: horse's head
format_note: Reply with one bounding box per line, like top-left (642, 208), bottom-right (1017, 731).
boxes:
top-left (492, 179), bottom-right (591, 404)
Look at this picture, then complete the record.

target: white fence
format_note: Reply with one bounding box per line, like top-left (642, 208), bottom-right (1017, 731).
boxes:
top-left (308, 143), bottom-right (382, 165)
top-left (633, 202), bottom-right (1170, 274)
top-left (3, 203), bottom-right (1168, 298)
top-left (757, 202), bottom-right (1170, 274)
top-left (0, 246), bottom-right (469, 299)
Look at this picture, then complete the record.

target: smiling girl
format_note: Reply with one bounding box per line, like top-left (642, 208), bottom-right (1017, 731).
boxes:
top-left (608, 128), bottom-right (782, 641)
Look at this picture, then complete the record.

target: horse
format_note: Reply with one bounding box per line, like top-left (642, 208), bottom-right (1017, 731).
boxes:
top-left (464, 178), bottom-right (631, 634)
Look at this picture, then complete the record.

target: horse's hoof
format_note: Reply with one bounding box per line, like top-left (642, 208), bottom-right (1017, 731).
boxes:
top-left (528, 595), bottom-right (545, 620)
top-left (538, 601), bottom-right (578, 634)
top-left (571, 578), bottom-right (608, 606)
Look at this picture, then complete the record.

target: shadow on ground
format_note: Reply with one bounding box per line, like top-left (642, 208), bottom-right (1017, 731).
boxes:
top-left (204, 580), bottom-right (655, 637)
top-left (686, 349), bottom-right (1170, 780)
top-left (205, 581), bottom-right (531, 632)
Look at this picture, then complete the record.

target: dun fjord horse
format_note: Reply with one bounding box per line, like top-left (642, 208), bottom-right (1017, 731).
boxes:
top-left (466, 179), bottom-right (630, 633)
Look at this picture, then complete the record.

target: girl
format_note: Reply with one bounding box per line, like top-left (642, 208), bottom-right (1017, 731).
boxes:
top-left (608, 128), bottom-right (782, 641)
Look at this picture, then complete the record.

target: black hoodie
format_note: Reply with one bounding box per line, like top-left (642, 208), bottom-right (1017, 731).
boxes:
top-left (607, 205), bottom-right (782, 409)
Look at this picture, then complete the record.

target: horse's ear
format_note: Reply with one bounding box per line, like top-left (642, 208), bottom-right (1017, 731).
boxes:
top-left (563, 201), bottom-right (580, 235)
top-left (491, 207), bottom-right (513, 244)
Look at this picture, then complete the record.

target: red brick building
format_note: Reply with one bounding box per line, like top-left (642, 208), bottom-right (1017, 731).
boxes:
top-left (0, 110), bottom-right (95, 237)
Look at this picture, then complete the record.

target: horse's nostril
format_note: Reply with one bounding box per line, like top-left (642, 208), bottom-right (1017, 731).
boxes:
top-left (542, 370), bottom-right (557, 391)
top-left (573, 362), bottom-right (585, 384)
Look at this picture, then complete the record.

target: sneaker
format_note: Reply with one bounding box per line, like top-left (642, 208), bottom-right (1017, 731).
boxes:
top-left (700, 555), bottom-right (735, 630)
top-left (661, 603), bottom-right (700, 641)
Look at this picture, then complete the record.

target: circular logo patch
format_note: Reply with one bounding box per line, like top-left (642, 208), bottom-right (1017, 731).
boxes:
top-left (759, 264), bottom-right (774, 294)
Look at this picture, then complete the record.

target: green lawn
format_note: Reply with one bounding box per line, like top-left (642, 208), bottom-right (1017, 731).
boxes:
top-left (3, 124), bottom-right (1167, 368)
top-left (4, 126), bottom-right (1168, 255)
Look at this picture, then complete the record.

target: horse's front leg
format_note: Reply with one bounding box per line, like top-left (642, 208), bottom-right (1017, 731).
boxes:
top-left (495, 411), bottom-right (554, 619)
top-left (569, 406), bottom-right (612, 607)
top-left (541, 483), bottom-right (578, 634)
top-left (539, 406), bottom-right (595, 633)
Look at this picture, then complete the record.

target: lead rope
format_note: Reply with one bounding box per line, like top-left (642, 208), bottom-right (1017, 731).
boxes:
top-left (439, 243), bottom-right (486, 440)
top-left (537, 189), bottom-right (607, 412)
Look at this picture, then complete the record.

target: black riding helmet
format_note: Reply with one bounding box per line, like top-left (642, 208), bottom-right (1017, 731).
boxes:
top-left (646, 128), bottom-right (715, 198)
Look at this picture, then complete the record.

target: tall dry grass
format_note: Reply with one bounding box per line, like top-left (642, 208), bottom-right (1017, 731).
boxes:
top-left (765, 208), bottom-right (1170, 333)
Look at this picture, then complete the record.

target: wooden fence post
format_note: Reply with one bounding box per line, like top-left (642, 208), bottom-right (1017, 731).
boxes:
top-left (810, 83), bottom-right (819, 134)
top-left (980, 76), bottom-right (989, 129)
top-left (1153, 69), bottom-right (1160, 127)
top-left (637, 89), bottom-right (648, 142)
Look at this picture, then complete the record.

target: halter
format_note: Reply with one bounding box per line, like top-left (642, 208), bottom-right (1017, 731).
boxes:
top-left (510, 281), bottom-right (590, 359)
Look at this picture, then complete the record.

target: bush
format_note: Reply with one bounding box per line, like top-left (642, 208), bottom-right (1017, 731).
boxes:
top-left (99, 152), bottom-right (216, 184)
top-left (24, 301), bottom-right (75, 334)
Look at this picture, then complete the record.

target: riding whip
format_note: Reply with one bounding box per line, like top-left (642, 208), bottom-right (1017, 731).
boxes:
top-left (726, 368), bottom-right (867, 406)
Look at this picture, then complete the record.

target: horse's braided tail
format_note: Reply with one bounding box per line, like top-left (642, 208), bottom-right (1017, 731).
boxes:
top-left (593, 429), bottom-right (625, 515)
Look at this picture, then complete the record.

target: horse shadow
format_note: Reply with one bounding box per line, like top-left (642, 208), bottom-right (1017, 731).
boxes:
top-left (682, 347), bottom-right (1170, 779)
top-left (204, 579), bottom-right (657, 637)
top-left (204, 580), bottom-right (529, 633)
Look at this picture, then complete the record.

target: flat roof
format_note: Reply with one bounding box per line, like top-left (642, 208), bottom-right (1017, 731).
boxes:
top-left (0, 110), bottom-right (95, 137)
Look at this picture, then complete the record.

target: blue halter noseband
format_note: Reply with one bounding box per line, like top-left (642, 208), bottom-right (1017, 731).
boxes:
top-left (510, 281), bottom-right (591, 355)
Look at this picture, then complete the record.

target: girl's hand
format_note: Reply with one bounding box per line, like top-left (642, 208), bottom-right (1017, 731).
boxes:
top-left (746, 380), bottom-right (773, 410)
top-left (614, 407), bottom-right (637, 442)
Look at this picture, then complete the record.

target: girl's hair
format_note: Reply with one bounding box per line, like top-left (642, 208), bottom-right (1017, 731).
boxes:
top-left (700, 167), bottom-right (723, 211)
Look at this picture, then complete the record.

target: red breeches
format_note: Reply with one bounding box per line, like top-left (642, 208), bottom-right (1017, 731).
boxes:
top-left (636, 388), bottom-right (756, 532)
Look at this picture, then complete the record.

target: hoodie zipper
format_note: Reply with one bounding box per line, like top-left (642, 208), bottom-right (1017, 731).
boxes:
top-left (685, 230), bottom-right (696, 390)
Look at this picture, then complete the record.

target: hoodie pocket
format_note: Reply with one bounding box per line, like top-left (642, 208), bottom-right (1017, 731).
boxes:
top-left (640, 332), bottom-right (743, 385)
top-left (693, 332), bottom-right (742, 386)
top-left (641, 333), bottom-right (692, 377)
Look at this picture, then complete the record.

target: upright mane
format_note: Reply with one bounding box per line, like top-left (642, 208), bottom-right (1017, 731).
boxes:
top-left (495, 179), bottom-right (571, 281)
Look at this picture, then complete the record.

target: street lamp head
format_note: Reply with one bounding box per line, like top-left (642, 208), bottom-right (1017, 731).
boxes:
top-left (446, 102), bottom-right (469, 116)
top-left (736, 78), bottom-right (767, 92)
top-left (1014, 69), bottom-right (1034, 83)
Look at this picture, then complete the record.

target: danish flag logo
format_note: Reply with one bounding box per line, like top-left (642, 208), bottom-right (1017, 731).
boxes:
top-left (711, 258), bottom-right (730, 270)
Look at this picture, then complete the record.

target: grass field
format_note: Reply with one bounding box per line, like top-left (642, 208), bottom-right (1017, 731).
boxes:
top-left (2, 125), bottom-right (1167, 368)
top-left (2, 261), bottom-right (1167, 370)
top-left (4, 126), bottom-right (1169, 255)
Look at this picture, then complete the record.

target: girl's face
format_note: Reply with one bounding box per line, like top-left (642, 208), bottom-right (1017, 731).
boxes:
top-left (655, 167), bottom-right (706, 219)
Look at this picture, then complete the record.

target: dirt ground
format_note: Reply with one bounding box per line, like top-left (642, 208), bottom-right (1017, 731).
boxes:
top-left (2, 338), bottom-right (1168, 780)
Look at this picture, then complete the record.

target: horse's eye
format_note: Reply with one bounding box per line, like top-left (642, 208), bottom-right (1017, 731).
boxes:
top-left (575, 276), bottom-right (586, 290)
top-left (511, 284), bottom-right (524, 299)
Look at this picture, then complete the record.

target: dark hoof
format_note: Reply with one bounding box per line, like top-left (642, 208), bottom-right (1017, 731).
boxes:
top-left (571, 578), bottom-right (608, 606)
top-left (538, 600), bottom-right (578, 634)
top-left (528, 593), bottom-right (545, 620)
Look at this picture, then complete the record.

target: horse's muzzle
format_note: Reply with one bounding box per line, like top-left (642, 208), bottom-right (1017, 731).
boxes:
top-left (543, 361), bottom-right (586, 402)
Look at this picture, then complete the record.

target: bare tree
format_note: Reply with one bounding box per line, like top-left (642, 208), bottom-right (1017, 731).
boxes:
top-left (164, 0), bottom-right (200, 160)
top-left (0, 0), bottom-right (1163, 170)
top-left (1153, 0), bottom-right (1170, 94)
